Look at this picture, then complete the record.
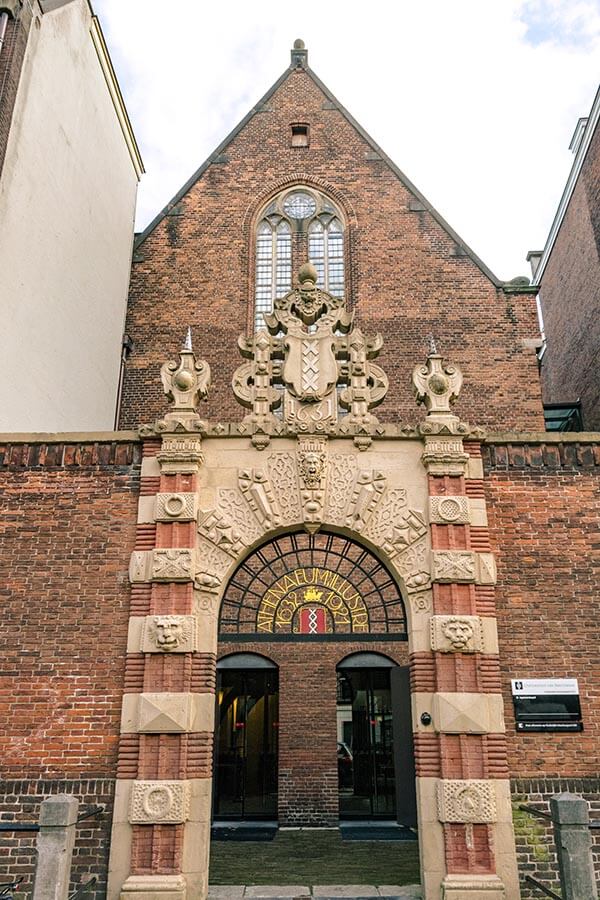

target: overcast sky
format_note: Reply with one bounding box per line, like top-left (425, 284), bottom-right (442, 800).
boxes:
top-left (94, 0), bottom-right (599, 282)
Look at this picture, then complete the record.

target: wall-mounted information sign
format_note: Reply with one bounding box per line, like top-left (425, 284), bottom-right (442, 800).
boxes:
top-left (511, 678), bottom-right (583, 732)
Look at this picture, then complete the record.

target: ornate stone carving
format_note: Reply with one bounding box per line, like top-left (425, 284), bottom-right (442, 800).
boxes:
top-left (130, 781), bottom-right (190, 825)
top-left (268, 452), bottom-right (302, 524)
top-left (429, 495), bottom-right (470, 524)
top-left (142, 615), bottom-right (196, 653)
top-left (151, 549), bottom-right (195, 582)
top-left (198, 489), bottom-right (260, 558)
top-left (430, 615), bottom-right (483, 653)
top-left (365, 489), bottom-right (427, 557)
top-left (325, 454), bottom-right (358, 525)
top-left (345, 470), bottom-right (386, 531)
top-left (157, 436), bottom-right (204, 474)
top-left (238, 468), bottom-right (281, 529)
top-left (233, 264), bottom-right (388, 441)
top-left (410, 590), bottom-right (433, 613)
top-left (157, 331), bottom-right (210, 432)
top-left (196, 538), bottom-right (231, 586)
top-left (297, 436), bottom-right (328, 532)
top-left (432, 550), bottom-right (476, 583)
top-left (421, 437), bottom-right (469, 476)
top-left (476, 552), bottom-right (497, 585)
top-left (437, 780), bottom-right (497, 823)
top-left (412, 350), bottom-right (462, 417)
top-left (155, 492), bottom-right (198, 522)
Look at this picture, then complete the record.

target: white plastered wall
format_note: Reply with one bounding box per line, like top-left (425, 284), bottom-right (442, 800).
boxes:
top-left (0, 0), bottom-right (139, 431)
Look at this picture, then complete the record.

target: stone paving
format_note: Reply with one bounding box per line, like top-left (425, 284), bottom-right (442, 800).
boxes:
top-left (209, 886), bottom-right (422, 899)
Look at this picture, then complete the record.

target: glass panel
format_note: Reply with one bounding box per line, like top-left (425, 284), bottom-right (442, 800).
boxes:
top-left (337, 668), bottom-right (396, 818)
top-left (283, 191), bottom-right (317, 219)
top-left (215, 669), bottom-right (279, 819)
top-left (327, 218), bottom-right (344, 297)
top-left (308, 220), bottom-right (325, 289)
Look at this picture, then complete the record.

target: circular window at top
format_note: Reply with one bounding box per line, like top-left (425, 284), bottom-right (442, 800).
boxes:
top-left (283, 191), bottom-right (317, 220)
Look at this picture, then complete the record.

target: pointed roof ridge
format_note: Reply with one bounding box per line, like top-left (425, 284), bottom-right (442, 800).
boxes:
top-left (134, 44), bottom-right (504, 288)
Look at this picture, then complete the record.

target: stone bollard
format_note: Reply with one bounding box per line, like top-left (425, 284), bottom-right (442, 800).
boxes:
top-left (32, 795), bottom-right (79, 900)
top-left (550, 792), bottom-right (598, 900)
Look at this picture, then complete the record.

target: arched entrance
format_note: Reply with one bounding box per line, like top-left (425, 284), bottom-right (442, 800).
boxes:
top-left (217, 530), bottom-right (413, 827)
top-left (214, 653), bottom-right (279, 820)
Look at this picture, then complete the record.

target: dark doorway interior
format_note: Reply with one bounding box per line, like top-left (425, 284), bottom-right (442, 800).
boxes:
top-left (337, 666), bottom-right (396, 818)
top-left (214, 663), bottom-right (279, 820)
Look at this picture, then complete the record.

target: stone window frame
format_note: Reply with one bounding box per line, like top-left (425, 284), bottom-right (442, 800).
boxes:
top-left (252, 186), bottom-right (347, 332)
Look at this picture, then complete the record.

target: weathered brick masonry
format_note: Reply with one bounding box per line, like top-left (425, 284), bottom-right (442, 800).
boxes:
top-left (484, 437), bottom-right (600, 896)
top-left (122, 64), bottom-right (543, 432)
top-left (0, 438), bottom-right (141, 897)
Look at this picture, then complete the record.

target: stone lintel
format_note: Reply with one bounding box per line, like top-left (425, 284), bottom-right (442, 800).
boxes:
top-left (119, 874), bottom-right (186, 899)
top-left (440, 874), bottom-right (506, 898)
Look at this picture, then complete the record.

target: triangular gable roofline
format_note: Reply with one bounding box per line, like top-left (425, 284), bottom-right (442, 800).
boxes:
top-left (134, 56), bottom-right (506, 289)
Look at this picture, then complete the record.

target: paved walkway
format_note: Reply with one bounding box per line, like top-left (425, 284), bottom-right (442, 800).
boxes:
top-left (209, 886), bottom-right (422, 899)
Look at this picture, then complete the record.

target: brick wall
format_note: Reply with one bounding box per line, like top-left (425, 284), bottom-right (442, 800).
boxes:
top-left (539, 116), bottom-right (600, 429)
top-left (217, 640), bottom-right (409, 826)
top-left (121, 64), bottom-right (543, 432)
top-left (0, 440), bottom-right (140, 896)
top-left (484, 440), bottom-right (600, 893)
top-left (0, 779), bottom-right (115, 899)
top-left (0, 5), bottom-right (33, 179)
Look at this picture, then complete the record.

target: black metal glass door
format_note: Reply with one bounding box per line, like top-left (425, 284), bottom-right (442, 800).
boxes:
top-left (337, 668), bottom-right (396, 818)
top-left (214, 669), bottom-right (278, 819)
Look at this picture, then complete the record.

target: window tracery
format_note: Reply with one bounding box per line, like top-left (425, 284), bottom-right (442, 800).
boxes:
top-left (253, 187), bottom-right (345, 330)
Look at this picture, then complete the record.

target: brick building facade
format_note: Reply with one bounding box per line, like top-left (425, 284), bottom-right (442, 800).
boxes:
top-left (1, 40), bottom-right (599, 900)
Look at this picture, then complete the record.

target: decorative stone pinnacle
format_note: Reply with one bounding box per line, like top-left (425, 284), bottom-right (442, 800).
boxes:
top-left (412, 350), bottom-right (463, 417)
top-left (160, 339), bottom-right (211, 425)
top-left (427, 334), bottom-right (438, 356)
top-left (298, 262), bottom-right (318, 286)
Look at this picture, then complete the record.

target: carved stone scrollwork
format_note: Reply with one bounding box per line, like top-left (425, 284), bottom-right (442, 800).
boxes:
top-left (232, 264), bottom-right (388, 443)
top-left (325, 454), bottom-right (358, 524)
top-left (268, 453), bottom-right (302, 524)
top-left (437, 780), bottom-right (497, 824)
top-left (130, 781), bottom-right (190, 825)
top-left (239, 468), bottom-right (281, 529)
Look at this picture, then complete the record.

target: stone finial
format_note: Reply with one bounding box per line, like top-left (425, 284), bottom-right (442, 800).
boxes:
top-left (159, 335), bottom-right (211, 430)
top-left (291, 38), bottom-right (308, 67)
top-left (412, 349), bottom-right (462, 417)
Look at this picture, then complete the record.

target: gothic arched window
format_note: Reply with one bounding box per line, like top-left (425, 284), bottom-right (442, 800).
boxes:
top-left (254, 188), bottom-right (345, 330)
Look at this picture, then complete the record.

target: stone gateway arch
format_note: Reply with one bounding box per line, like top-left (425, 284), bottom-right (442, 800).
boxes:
top-left (108, 269), bottom-right (518, 900)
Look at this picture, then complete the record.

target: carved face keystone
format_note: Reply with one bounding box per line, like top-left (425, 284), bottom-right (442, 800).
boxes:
top-left (153, 616), bottom-right (184, 651)
top-left (443, 618), bottom-right (474, 650)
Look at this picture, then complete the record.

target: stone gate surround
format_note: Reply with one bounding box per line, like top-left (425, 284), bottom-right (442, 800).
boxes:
top-left (107, 270), bottom-right (521, 899)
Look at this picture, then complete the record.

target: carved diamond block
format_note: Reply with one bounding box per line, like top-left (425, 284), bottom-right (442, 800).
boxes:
top-left (151, 549), bottom-right (194, 582)
top-left (437, 780), bottom-right (497, 823)
top-left (432, 550), bottom-right (476, 583)
top-left (155, 492), bottom-right (198, 522)
top-left (129, 550), bottom-right (151, 584)
top-left (141, 615), bottom-right (196, 653)
top-left (137, 693), bottom-right (192, 733)
top-left (130, 780), bottom-right (190, 824)
top-left (432, 692), bottom-right (504, 733)
top-left (429, 495), bottom-right (470, 524)
top-left (476, 552), bottom-right (497, 585)
top-left (430, 615), bottom-right (483, 653)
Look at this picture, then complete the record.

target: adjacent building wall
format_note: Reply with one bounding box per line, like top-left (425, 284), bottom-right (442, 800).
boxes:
top-left (0, 436), bottom-right (141, 898)
top-left (0, 0), bottom-right (142, 433)
top-left (536, 91), bottom-right (600, 430)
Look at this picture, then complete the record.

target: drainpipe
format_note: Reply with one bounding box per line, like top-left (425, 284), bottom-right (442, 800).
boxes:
top-left (113, 333), bottom-right (133, 430)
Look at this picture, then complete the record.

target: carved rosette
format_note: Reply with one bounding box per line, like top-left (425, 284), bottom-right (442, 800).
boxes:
top-left (130, 781), bottom-right (190, 825)
top-left (429, 495), bottom-right (470, 525)
top-left (155, 492), bottom-right (198, 521)
top-left (437, 780), bottom-right (497, 824)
